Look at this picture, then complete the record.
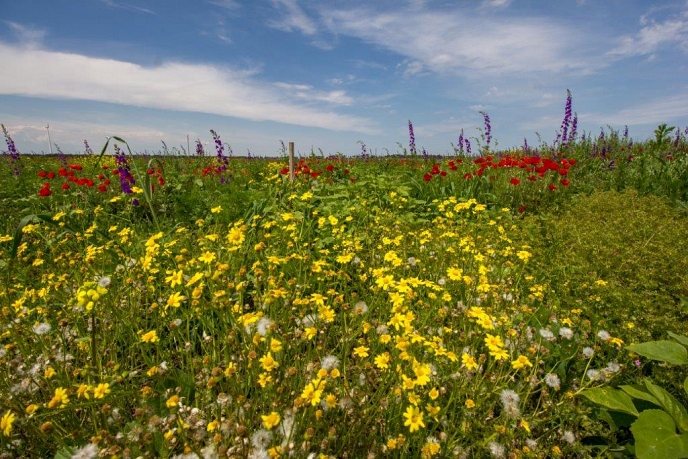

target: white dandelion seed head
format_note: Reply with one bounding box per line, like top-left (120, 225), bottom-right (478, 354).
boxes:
top-left (321, 355), bottom-right (340, 371)
top-left (499, 389), bottom-right (520, 408)
top-left (525, 438), bottom-right (538, 449)
top-left (597, 330), bottom-right (611, 341)
top-left (582, 346), bottom-right (595, 358)
top-left (353, 301), bottom-right (368, 315)
top-left (33, 322), bottom-right (52, 335)
top-left (587, 369), bottom-right (605, 382)
top-left (70, 443), bottom-right (100, 459)
top-left (558, 327), bottom-right (573, 340)
top-left (407, 257), bottom-right (417, 266)
top-left (539, 328), bottom-right (555, 340)
top-left (97, 276), bottom-right (111, 288)
top-left (256, 317), bottom-right (274, 337)
top-left (605, 362), bottom-right (621, 374)
top-left (437, 277), bottom-right (446, 286)
top-left (250, 429), bottom-right (273, 450)
top-left (488, 441), bottom-right (505, 458)
top-left (562, 430), bottom-right (576, 444)
top-left (544, 373), bottom-right (561, 389)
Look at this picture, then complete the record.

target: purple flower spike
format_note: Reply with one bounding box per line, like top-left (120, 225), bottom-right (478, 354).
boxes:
top-left (480, 111), bottom-right (492, 149)
top-left (84, 139), bottom-right (93, 155)
top-left (408, 120), bottom-right (417, 155)
top-left (559, 90), bottom-right (573, 144)
top-left (2, 124), bottom-right (23, 176)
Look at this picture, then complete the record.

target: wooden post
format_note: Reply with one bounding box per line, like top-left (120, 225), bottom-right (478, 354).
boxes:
top-left (289, 142), bottom-right (295, 182)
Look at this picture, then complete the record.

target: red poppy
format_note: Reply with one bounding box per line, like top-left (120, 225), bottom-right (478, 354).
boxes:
top-left (38, 183), bottom-right (51, 197)
top-left (548, 183), bottom-right (556, 191)
top-left (558, 168), bottom-right (568, 176)
top-left (325, 164), bottom-right (335, 172)
top-left (519, 205), bottom-right (526, 213)
top-left (38, 170), bottom-right (48, 178)
top-left (510, 177), bottom-right (520, 186)
top-left (147, 168), bottom-right (155, 175)
top-left (561, 179), bottom-right (570, 187)
top-left (344, 168), bottom-right (350, 175)
top-left (98, 184), bottom-right (108, 192)
top-left (104, 179), bottom-right (111, 186)
top-left (62, 183), bottom-right (70, 190)
top-left (158, 177), bottom-right (165, 186)
top-left (423, 173), bottom-right (433, 182)
top-left (440, 170), bottom-right (447, 177)
top-left (47, 171), bottom-right (55, 179)
top-left (528, 175), bottom-right (537, 182)
top-left (69, 164), bottom-right (82, 171)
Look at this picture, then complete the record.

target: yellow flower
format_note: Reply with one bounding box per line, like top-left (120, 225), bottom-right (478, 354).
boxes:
top-left (198, 252), bottom-right (215, 264)
top-left (166, 394), bottom-right (180, 408)
top-left (511, 355), bottom-right (533, 370)
top-left (226, 227), bottom-right (245, 245)
top-left (484, 334), bottom-right (504, 351)
top-left (461, 353), bottom-right (479, 371)
top-left (210, 205), bottom-right (222, 214)
top-left (259, 352), bottom-right (279, 372)
top-left (185, 272), bottom-right (204, 287)
top-left (47, 387), bottom-right (69, 408)
top-left (93, 383), bottom-right (111, 399)
top-left (166, 292), bottom-right (186, 308)
top-left (446, 267), bottom-right (463, 281)
top-left (1, 411), bottom-right (15, 437)
top-left (44, 367), bottom-right (56, 379)
top-left (374, 352), bottom-right (390, 369)
top-left (304, 327), bottom-right (317, 340)
top-left (262, 412), bottom-right (281, 429)
top-left (76, 384), bottom-right (91, 399)
top-left (490, 347), bottom-right (509, 361)
top-left (421, 438), bottom-right (441, 458)
top-left (207, 420), bottom-right (219, 432)
top-left (165, 270), bottom-right (184, 288)
top-left (428, 387), bottom-right (439, 400)
top-left (403, 405), bottom-right (425, 433)
top-left (353, 346), bottom-right (369, 358)
top-left (141, 330), bottom-right (159, 343)
top-left (465, 399), bottom-right (475, 408)
top-left (270, 338), bottom-right (283, 353)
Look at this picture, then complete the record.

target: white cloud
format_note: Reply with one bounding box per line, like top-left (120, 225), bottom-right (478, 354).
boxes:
top-left (268, 0), bottom-right (317, 35)
top-left (0, 43), bottom-right (375, 134)
top-left (274, 82), bottom-right (353, 105)
top-left (586, 92), bottom-right (688, 126)
top-left (608, 4), bottom-right (688, 57)
top-left (322, 7), bottom-right (603, 78)
top-left (481, 0), bottom-right (513, 8)
top-left (100, 0), bottom-right (155, 15)
top-left (207, 0), bottom-right (241, 11)
top-left (5, 21), bottom-right (46, 46)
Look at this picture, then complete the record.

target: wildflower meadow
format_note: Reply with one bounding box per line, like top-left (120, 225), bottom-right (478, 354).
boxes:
top-left (1, 98), bottom-right (688, 458)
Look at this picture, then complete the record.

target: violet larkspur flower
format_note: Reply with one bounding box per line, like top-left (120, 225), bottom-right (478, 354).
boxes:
top-left (2, 123), bottom-right (23, 176)
top-left (114, 144), bottom-right (135, 194)
top-left (408, 120), bottom-right (417, 155)
top-left (210, 129), bottom-right (229, 177)
top-left (465, 138), bottom-right (472, 155)
top-left (559, 89), bottom-right (573, 144)
top-left (480, 111), bottom-right (492, 149)
top-left (457, 129), bottom-right (465, 155)
top-left (55, 143), bottom-right (68, 167)
top-left (84, 139), bottom-right (93, 155)
top-left (195, 139), bottom-right (204, 156)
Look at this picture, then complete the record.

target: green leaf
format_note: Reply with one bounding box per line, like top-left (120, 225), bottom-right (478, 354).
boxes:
top-left (684, 376), bottom-right (688, 399)
top-left (644, 379), bottom-right (688, 433)
top-left (580, 387), bottom-right (639, 416)
top-left (622, 385), bottom-right (660, 405)
top-left (631, 410), bottom-right (688, 459)
top-left (668, 332), bottom-right (688, 347)
top-left (627, 341), bottom-right (688, 365)
top-left (54, 447), bottom-right (75, 459)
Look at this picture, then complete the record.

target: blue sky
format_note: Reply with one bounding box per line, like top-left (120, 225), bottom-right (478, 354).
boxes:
top-left (1, 0), bottom-right (687, 156)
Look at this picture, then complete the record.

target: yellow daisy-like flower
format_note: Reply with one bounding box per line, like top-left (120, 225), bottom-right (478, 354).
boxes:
top-left (166, 292), bottom-right (186, 309)
top-left (403, 405), bottom-right (425, 433)
top-left (1, 411), bottom-right (15, 437)
top-left (484, 333), bottom-right (504, 351)
top-left (166, 394), bottom-right (180, 408)
top-left (353, 346), bottom-right (369, 358)
top-left (461, 353), bottom-right (479, 371)
top-left (261, 411), bottom-right (281, 430)
top-left (210, 205), bottom-right (222, 214)
top-left (511, 355), bottom-right (533, 370)
top-left (446, 267), bottom-right (463, 281)
top-left (259, 352), bottom-right (279, 372)
top-left (93, 383), bottom-right (111, 399)
top-left (165, 269), bottom-right (184, 288)
top-left (47, 387), bottom-right (69, 409)
top-left (141, 330), bottom-right (159, 343)
top-left (226, 227), bottom-right (245, 245)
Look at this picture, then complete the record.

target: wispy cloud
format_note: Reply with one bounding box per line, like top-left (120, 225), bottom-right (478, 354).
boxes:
top-left (207, 0), bottom-right (241, 11)
top-left (268, 0), bottom-right (317, 35)
top-left (274, 82), bottom-right (353, 105)
top-left (5, 21), bottom-right (46, 47)
top-left (607, 4), bottom-right (688, 57)
top-left (481, 0), bottom-right (513, 8)
top-left (0, 43), bottom-right (376, 134)
top-left (322, 6), bottom-right (604, 78)
top-left (101, 0), bottom-right (156, 15)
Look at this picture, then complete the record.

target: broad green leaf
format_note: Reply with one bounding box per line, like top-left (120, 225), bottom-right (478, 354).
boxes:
top-left (631, 410), bottom-right (688, 459)
top-left (627, 341), bottom-right (688, 365)
top-left (621, 385), bottom-right (660, 405)
top-left (668, 332), bottom-right (688, 348)
top-left (685, 376), bottom-right (688, 399)
top-left (645, 379), bottom-right (688, 433)
top-left (580, 387), bottom-right (639, 416)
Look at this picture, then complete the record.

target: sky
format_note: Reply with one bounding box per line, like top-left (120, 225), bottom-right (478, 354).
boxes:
top-left (1, 0), bottom-right (687, 156)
